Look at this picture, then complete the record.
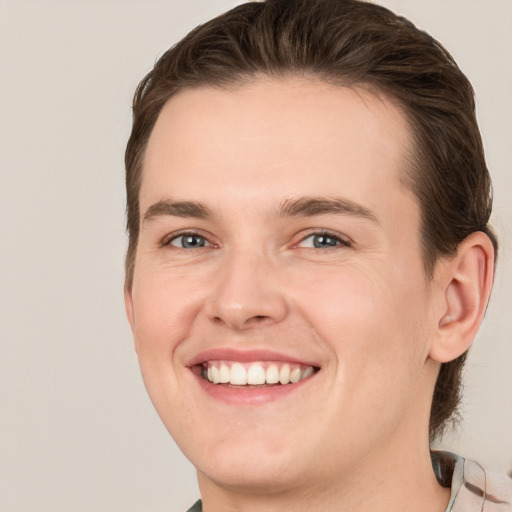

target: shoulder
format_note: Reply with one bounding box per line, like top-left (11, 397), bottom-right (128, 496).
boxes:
top-left (185, 499), bottom-right (202, 512)
top-left (432, 451), bottom-right (512, 512)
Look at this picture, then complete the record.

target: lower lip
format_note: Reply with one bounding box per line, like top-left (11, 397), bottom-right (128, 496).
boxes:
top-left (191, 370), bottom-right (315, 405)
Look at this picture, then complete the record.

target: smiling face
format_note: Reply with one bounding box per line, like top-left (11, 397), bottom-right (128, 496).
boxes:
top-left (126, 78), bottom-right (442, 497)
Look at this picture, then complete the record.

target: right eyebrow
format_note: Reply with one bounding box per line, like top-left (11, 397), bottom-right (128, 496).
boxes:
top-left (142, 200), bottom-right (212, 223)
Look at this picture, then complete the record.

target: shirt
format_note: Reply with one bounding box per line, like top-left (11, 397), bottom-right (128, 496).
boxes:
top-left (432, 451), bottom-right (512, 511)
top-left (186, 451), bottom-right (512, 511)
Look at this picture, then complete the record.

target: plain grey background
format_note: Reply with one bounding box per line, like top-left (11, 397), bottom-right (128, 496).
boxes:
top-left (1, 1), bottom-right (511, 511)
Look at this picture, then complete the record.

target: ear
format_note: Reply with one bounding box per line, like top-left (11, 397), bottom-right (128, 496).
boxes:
top-left (429, 232), bottom-right (495, 363)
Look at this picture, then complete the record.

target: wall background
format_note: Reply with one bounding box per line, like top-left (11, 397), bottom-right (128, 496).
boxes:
top-left (0, 1), bottom-right (510, 511)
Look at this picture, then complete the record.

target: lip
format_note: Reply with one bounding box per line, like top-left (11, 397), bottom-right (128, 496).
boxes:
top-left (187, 348), bottom-right (318, 367)
top-left (187, 348), bottom-right (320, 405)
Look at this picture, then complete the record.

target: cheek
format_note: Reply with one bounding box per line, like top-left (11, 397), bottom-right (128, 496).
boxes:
top-left (296, 265), bottom-right (430, 431)
top-left (130, 269), bottom-right (205, 427)
top-left (130, 266), bottom-right (205, 355)
top-left (289, 262), bottom-right (429, 372)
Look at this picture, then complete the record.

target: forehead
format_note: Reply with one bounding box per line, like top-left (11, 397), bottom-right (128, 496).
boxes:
top-left (141, 77), bottom-right (416, 221)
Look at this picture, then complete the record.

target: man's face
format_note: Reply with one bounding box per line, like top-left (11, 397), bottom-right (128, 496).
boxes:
top-left (126, 78), bottom-right (440, 493)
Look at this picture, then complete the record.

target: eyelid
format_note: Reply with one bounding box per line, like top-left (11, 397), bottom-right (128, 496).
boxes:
top-left (159, 228), bottom-right (351, 249)
top-left (295, 229), bottom-right (352, 248)
top-left (161, 229), bottom-right (216, 248)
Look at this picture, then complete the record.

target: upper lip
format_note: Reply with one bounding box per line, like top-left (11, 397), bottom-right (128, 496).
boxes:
top-left (187, 348), bottom-right (320, 368)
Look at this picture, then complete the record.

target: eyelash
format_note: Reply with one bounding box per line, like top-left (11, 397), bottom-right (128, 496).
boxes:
top-left (162, 229), bottom-right (351, 250)
top-left (296, 230), bottom-right (352, 249)
top-left (162, 231), bottom-right (214, 249)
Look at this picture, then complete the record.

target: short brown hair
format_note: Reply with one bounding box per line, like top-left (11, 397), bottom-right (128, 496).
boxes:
top-left (125, 0), bottom-right (497, 440)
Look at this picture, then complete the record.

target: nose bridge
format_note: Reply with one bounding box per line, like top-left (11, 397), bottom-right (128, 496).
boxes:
top-left (204, 245), bottom-right (288, 330)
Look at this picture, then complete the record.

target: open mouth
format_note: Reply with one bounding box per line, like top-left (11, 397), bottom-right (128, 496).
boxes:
top-left (197, 360), bottom-right (319, 387)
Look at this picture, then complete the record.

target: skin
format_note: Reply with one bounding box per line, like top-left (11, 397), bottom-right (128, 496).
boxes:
top-left (125, 78), bottom-right (494, 512)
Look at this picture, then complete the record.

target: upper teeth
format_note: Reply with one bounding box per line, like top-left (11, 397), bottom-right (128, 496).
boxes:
top-left (204, 361), bottom-right (315, 386)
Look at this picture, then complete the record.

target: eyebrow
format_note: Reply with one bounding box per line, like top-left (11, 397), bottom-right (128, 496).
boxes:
top-left (277, 196), bottom-right (379, 223)
top-left (143, 200), bottom-right (212, 223)
top-left (142, 196), bottom-right (378, 224)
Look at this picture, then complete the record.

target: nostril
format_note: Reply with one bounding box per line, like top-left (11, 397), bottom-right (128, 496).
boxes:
top-left (204, 290), bottom-right (288, 330)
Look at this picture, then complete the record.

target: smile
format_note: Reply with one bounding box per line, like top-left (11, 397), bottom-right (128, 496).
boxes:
top-left (201, 360), bottom-right (316, 386)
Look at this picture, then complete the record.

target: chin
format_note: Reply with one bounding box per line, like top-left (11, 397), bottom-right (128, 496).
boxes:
top-left (197, 454), bottom-right (306, 494)
top-left (188, 430), bottom-right (313, 493)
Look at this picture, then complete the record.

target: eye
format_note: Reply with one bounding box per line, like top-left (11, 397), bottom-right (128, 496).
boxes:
top-left (297, 232), bottom-right (350, 249)
top-left (167, 233), bottom-right (212, 249)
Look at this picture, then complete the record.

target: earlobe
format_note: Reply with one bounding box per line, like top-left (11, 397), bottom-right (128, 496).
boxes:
top-left (429, 232), bottom-right (495, 363)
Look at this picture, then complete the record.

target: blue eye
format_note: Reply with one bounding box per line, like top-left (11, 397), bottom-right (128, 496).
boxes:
top-left (168, 233), bottom-right (210, 248)
top-left (299, 232), bottom-right (349, 248)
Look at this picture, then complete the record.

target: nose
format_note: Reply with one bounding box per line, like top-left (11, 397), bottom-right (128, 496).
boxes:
top-left (204, 251), bottom-right (288, 331)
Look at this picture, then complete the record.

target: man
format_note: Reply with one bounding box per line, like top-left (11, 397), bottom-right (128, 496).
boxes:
top-left (123, 0), bottom-right (511, 510)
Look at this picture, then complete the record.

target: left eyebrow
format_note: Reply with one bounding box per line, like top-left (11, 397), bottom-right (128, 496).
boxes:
top-left (277, 196), bottom-right (379, 224)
